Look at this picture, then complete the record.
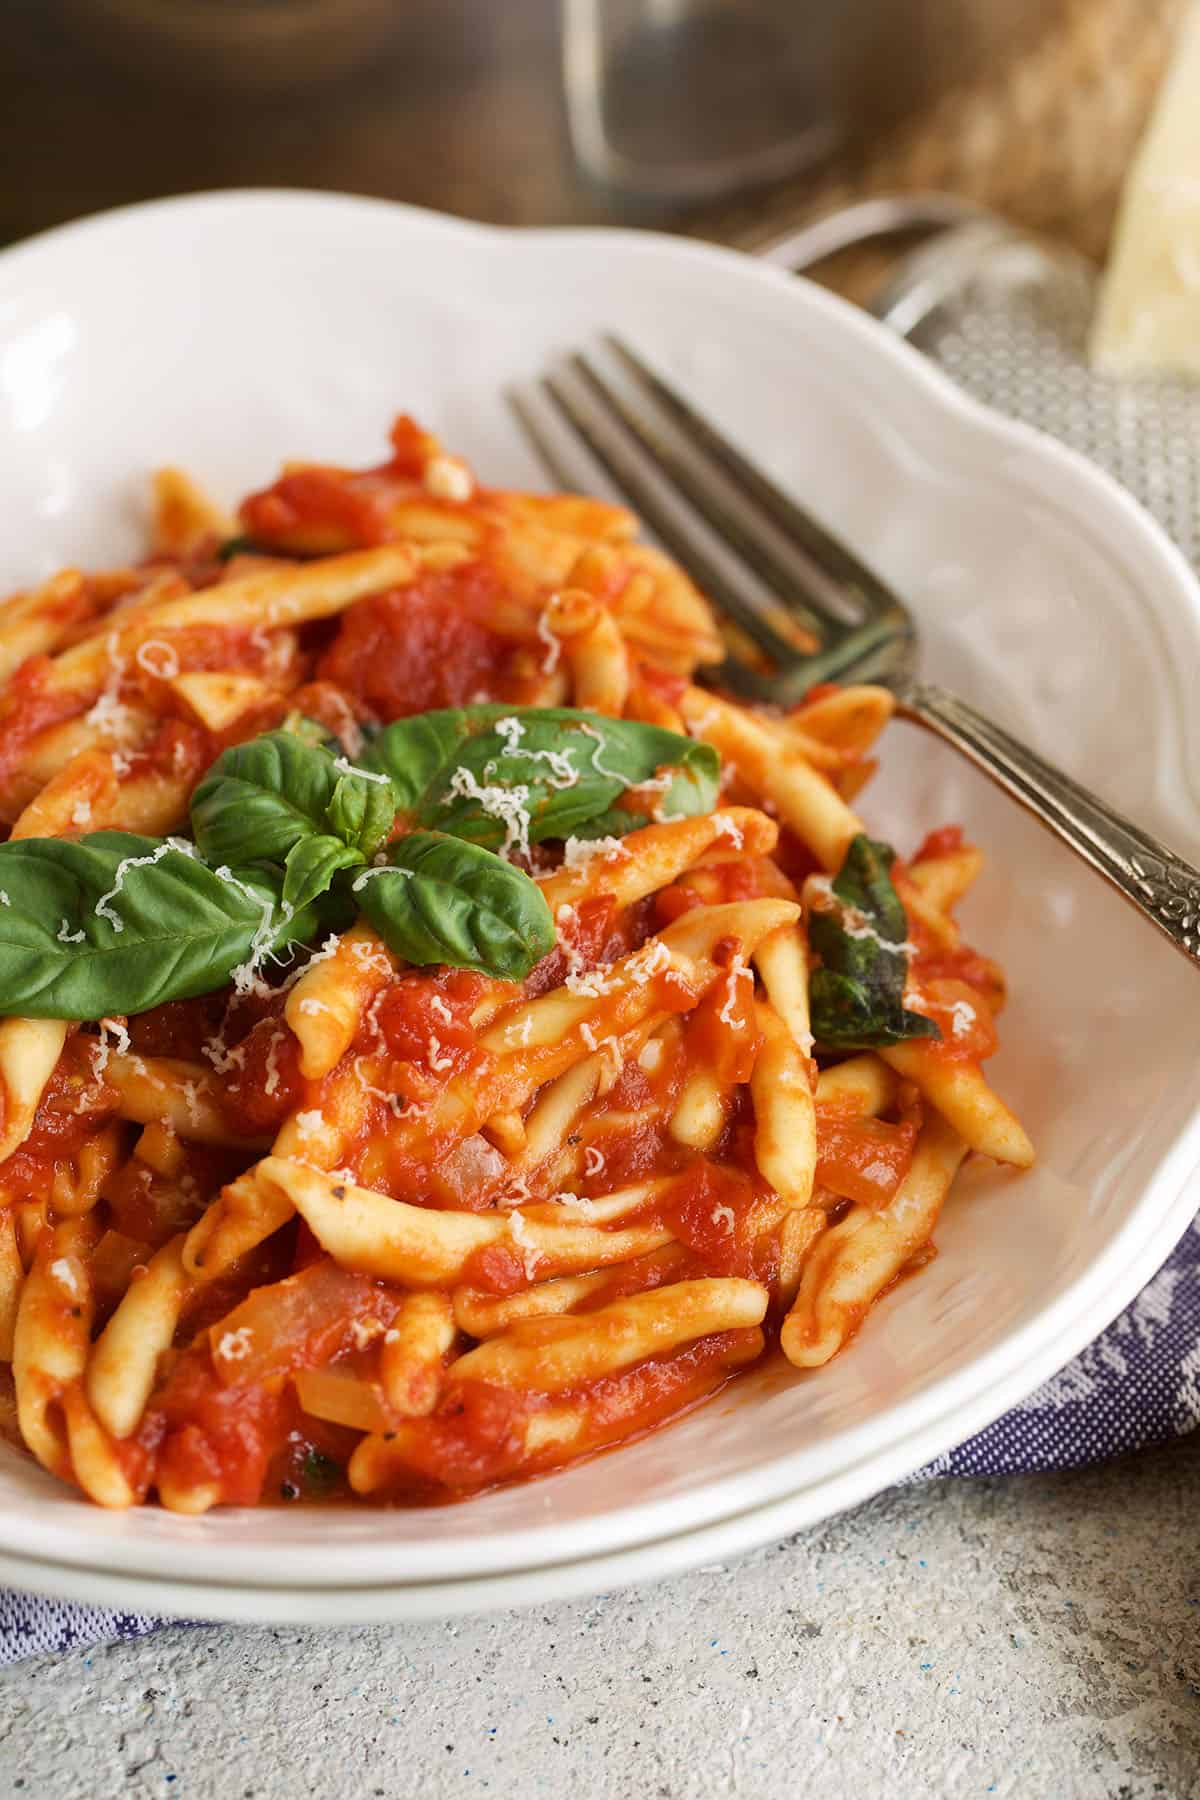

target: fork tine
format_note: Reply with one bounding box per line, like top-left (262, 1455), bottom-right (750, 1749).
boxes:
top-left (571, 347), bottom-right (847, 636)
top-left (508, 386), bottom-right (604, 498)
top-left (511, 384), bottom-right (780, 701)
top-left (605, 335), bottom-right (906, 621)
top-left (535, 366), bottom-right (806, 677)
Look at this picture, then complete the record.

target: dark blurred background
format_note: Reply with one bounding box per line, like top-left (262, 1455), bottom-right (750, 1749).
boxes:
top-left (0, 0), bottom-right (1180, 258)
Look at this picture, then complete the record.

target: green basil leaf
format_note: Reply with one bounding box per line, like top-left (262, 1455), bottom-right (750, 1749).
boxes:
top-left (360, 706), bottom-right (719, 851)
top-left (192, 731), bottom-right (396, 868)
top-left (349, 832), bottom-right (555, 980)
top-left (191, 731), bottom-right (343, 867)
top-left (0, 832), bottom-right (314, 1018)
top-left (300, 1448), bottom-right (341, 1496)
top-left (282, 835), bottom-right (364, 913)
top-left (808, 834), bottom-right (940, 1050)
top-left (216, 534), bottom-right (263, 562)
top-left (325, 771), bottom-right (394, 860)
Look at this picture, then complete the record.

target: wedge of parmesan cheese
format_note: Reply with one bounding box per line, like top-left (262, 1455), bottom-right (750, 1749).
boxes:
top-left (1091, 5), bottom-right (1200, 377)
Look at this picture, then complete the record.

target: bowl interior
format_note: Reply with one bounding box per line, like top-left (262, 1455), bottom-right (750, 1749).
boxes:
top-left (1, 192), bottom-right (1198, 1590)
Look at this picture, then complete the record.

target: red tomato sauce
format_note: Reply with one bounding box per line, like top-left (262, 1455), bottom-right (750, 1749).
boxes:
top-left (0, 657), bottom-right (91, 789)
top-left (374, 971), bottom-right (487, 1070)
top-left (815, 1111), bottom-right (918, 1208)
top-left (661, 1160), bottom-right (776, 1281)
top-left (372, 1329), bottom-right (759, 1498)
top-left (316, 566), bottom-right (516, 716)
top-left (911, 978), bottom-right (998, 1064)
top-left (0, 1038), bottom-right (118, 1204)
top-left (912, 824), bottom-right (964, 863)
top-left (142, 1352), bottom-right (289, 1508)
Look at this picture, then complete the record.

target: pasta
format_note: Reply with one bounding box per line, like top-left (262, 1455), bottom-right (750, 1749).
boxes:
top-left (0, 414), bottom-right (1032, 1510)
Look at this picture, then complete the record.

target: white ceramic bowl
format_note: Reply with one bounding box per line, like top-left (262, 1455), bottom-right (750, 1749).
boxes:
top-left (1, 191), bottom-right (1198, 1623)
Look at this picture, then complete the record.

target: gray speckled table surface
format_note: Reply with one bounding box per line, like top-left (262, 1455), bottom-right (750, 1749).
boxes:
top-left (2, 1436), bottom-right (1198, 1799)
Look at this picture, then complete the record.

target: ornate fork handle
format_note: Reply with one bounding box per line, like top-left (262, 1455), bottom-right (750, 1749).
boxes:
top-left (900, 682), bottom-right (1200, 965)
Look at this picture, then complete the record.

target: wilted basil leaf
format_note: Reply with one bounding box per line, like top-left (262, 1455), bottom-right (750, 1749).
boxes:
top-left (808, 834), bottom-right (940, 1050)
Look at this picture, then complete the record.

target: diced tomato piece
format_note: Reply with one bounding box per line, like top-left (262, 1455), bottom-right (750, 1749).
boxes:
top-left (222, 1019), bottom-right (305, 1136)
top-left (317, 566), bottom-right (515, 716)
top-left (913, 824), bottom-right (965, 863)
top-left (815, 1112), bottom-right (918, 1207)
top-left (662, 1160), bottom-right (769, 1279)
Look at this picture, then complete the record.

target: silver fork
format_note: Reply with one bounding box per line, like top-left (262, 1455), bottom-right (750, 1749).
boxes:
top-left (510, 336), bottom-right (1200, 968)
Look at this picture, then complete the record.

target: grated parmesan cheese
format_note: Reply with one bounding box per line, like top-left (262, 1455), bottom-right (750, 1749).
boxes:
top-left (583, 1145), bottom-right (606, 1179)
top-left (353, 1056), bottom-right (408, 1120)
top-left (626, 767), bottom-right (678, 824)
top-left (217, 1326), bottom-right (254, 1361)
top-left (429, 996), bottom-right (453, 1025)
top-left (561, 834), bottom-right (627, 872)
top-left (262, 1029), bottom-right (284, 1097)
top-left (805, 876), bottom-right (915, 956)
top-left (293, 1109), bottom-right (324, 1140)
top-left (94, 839), bottom-right (194, 935)
top-left (350, 1318), bottom-right (385, 1350)
top-left (711, 812), bottom-right (744, 849)
top-left (579, 1021), bottom-right (599, 1052)
top-left (332, 754), bottom-right (391, 786)
top-left (565, 936), bottom-right (672, 999)
top-left (686, 704), bottom-right (722, 739)
top-left (70, 801), bottom-right (92, 828)
top-left (135, 638), bottom-right (181, 681)
top-left (215, 865), bottom-right (288, 998)
top-left (504, 1013), bottom-right (534, 1049)
top-left (57, 919), bottom-right (85, 944)
top-left (490, 716), bottom-right (579, 791)
top-left (717, 953), bottom-right (753, 1029)
top-left (506, 1209), bottom-right (541, 1281)
top-left (85, 633), bottom-right (131, 739)
top-left (443, 765), bottom-right (532, 861)
top-left (348, 936), bottom-right (396, 976)
top-left (947, 998), bottom-right (977, 1039)
top-left (424, 453), bottom-right (474, 503)
top-left (427, 1034), bottom-right (454, 1074)
top-left (577, 720), bottom-right (626, 782)
top-left (49, 1257), bottom-right (83, 1300)
top-left (536, 604), bottom-right (562, 673)
top-left (90, 1016), bottom-right (130, 1080)
top-left (555, 901), bottom-right (592, 988)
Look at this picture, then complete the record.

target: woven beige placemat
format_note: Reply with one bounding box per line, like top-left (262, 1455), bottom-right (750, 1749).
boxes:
top-left (702, 0), bottom-right (1186, 267)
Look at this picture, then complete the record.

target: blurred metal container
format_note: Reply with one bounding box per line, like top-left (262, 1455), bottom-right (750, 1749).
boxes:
top-left (563, 0), bottom-right (1070, 202)
top-left (6, 0), bottom-right (1079, 250)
